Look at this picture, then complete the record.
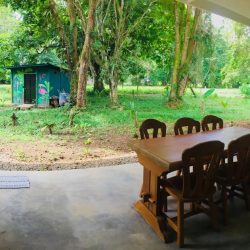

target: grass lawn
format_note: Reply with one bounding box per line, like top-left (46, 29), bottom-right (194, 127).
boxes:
top-left (0, 84), bottom-right (249, 168)
top-left (0, 84), bottom-right (249, 137)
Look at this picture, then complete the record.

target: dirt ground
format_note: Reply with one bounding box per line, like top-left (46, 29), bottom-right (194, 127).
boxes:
top-left (0, 121), bottom-right (249, 171)
top-left (0, 128), bottom-right (138, 171)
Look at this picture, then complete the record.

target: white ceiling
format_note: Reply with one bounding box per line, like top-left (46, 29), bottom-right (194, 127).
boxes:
top-left (178, 0), bottom-right (250, 26)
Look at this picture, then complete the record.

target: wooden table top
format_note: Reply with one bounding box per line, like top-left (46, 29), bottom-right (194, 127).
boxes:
top-left (130, 127), bottom-right (250, 172)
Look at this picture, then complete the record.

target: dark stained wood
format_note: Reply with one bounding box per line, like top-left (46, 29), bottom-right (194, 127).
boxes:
top-left (130, 127), bottom-right (250, 243)
top-left (139, 119), bottom-right (167, 201)
top-left (201, 115), bottom-right (223, 132)
top-left (130, 127), bottom-right (250, 172)
top-left (174, 117), bottom-right (200, 135)
top-left (165, 141), bottom-right (224, 247)
top-left (182, 141), bottom-right (224, 199)
top-left (135, 152), bottom-right (168, 242)
top-left (139, 119), bottom-right (167, 139)
top-left (216, 133), bottom-right (250, 223)
top-left (174, 117), bottom-right (201, 177)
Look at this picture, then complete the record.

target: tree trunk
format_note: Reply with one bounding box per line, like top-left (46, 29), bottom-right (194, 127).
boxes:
top-left (69, 71), bottom-right (79, 104)
top-left (169, 0), bottom-right (180, 101)
top-left (109, 67), bottom-right (118, 104)
top-left (67, 0), bottom-right (78, 68)
top-left (178, 8), bottom-right (201, 97)
top-left (93, 62), bottom-right (104, 92)
top-left (67, 0), bottom-right (78, 100)
top-left (181, 5), bottom-right (191, 65)
top-left (76, 0), bottom-right (98, 108)
top-left (49, 0), bottom-right (79, 102)
top-left (177, 4), bottom-right (191, 97)
top-left (178, 76), bottom-right (188, 96)
top-left (186, 8), bottom-right (202, 63)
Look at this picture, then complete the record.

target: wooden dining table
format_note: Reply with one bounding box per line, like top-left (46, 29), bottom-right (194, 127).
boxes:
top-left (129, 126), bottom-right (250, 242)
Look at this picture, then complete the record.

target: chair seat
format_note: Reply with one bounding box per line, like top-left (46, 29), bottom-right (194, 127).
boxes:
top-left (165, 174), bottom-right (215, 201)
top-left (163, 140), bottom-right (224, 247)
top-left (216, 163), bottom-right (248, 185)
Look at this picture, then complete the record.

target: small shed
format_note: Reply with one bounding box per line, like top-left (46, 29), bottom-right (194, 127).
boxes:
top-left (7, 63), bottom-right (70, 107)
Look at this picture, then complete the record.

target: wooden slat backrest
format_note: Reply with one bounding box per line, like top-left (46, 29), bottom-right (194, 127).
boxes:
top-left (139, 119), bottom-right (167, 139)
top-left (174, 117), bottom-right (200, 135)
top-left (226, 134), bottom-right (250, 183)
top-left (201, 115), bottom-right (223, 132)
top-left (182, 141), bottom-right (224, 199)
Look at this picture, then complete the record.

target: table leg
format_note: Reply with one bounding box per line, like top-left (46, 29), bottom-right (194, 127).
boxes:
top-left (135, 161), bottom-right (172, 242)
top-left (134, 200), bottom-right (168, 241)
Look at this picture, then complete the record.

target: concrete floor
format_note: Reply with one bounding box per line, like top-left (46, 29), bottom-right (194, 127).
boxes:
top-left (0, 163), bottom-right (249, 250)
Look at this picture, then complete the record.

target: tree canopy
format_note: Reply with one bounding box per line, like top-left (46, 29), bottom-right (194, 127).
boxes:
top-left (0, 0), bottom-right (249, 105)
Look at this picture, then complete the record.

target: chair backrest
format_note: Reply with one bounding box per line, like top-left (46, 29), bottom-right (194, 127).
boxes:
top-left (201, 115), bottom-right (223, 132)
top-left (139, 119), bottom-right (166, 139)
top-left (226, 134), bottom-right (250, 183)
top-left (174, 117), bottom-right (200, 135)
top-left (182, 141), bottom-right (224, 199)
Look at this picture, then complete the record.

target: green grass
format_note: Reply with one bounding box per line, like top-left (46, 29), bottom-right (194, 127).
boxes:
top-left (118, 85), bottom-right (166, 95)
top-left (0, 84), bottom-right (11, 106)
top-left (0, 84), bottom-right (249, 141)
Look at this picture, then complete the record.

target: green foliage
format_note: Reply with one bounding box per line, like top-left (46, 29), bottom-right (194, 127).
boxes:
top-left (189, 12), bottom-right (229, 88)
top-left (222, 23), bottom-right (250, 87)
top-left (240, 84), bottom-right (250, 98)
top-left (129, 91), bottom-right (139, 128)
top-left (201, 88), bottom-right (216, 115)
top-left (0, 85), bottom-right (248, 143)
top-left (129, 2), bottom-right (175, 81)
top-left (203, 88), bottom-right (215, 99)
top-left (149, 68), bottom-right (170, 86)
top-left (84, 138), bottom-right (92, 145)
top-left (0, 0), bottom-right (249, 103)
top-left (0, 6), bottom-right (20, 80)
top-left (220, 101), bottom-right (229, 109)
top-left (0, 85), bottom-right (11, 106)
top-left (117, 85), bottom-right (165, 95)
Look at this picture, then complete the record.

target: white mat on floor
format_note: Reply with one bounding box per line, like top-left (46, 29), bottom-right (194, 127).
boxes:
top-left (0, 176), bottom-right (30, 189)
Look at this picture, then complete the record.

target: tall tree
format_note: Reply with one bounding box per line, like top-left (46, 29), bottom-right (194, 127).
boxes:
top-left (77, 0), bottom-right (99, 107)
top-left (169, 1), bottom-right (201, 101)
top-left (48, 0), bottom-right (81, 99)
top-left (93, 0), bottom-right (157, 104)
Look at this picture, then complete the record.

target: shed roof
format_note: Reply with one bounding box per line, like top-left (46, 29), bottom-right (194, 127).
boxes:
top-left (6, 63), bottom-right (68, 71)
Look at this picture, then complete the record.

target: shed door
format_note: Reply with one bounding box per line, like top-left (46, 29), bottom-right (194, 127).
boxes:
top-left (24, 74), bottom-right (36, 104)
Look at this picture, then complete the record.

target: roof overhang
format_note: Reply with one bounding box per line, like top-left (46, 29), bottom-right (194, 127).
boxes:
top-left (178, 0), bottom-right (250, 26)
top-left (6, 63), bottom-right (69, 71)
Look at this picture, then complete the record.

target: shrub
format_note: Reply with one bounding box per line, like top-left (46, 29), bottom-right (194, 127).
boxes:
top-left (240, 84), bottom-right (250, 97)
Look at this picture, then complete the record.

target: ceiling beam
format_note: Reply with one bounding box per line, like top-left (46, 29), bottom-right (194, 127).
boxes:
top-left (178, 0), bottom-right (250, 26)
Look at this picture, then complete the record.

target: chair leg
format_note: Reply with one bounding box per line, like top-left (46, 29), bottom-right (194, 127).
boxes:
top-left (242, 182), bottom-right (250, 211)
top-left (177, 200), bottom-right (184, 247)
top-left (221, 186), bottom-right (227, 225)
top-left (161, 190), bottom-right (168, 212)
top-left (190, 202), bottom-right (195, 212)
top-left (209, 195), bottom-right (218, 230)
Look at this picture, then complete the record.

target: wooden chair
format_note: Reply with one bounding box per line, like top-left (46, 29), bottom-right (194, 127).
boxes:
top-left (201, 115), bottom-right (223, 132)
top-left (139, 119), bottom-right (167, 198)
top-left (174, 118), bottom-right (200, 177)
top-left (215, 134), bottom-right (250, 224)
top-left (164, 141), bottom-right (224, 247)
top-left (139, 119), bottom-right (166, 139)
top-left (174, 117), bottom-right (200, 135)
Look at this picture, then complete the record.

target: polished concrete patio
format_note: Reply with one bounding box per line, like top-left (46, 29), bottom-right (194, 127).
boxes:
top-left (0, 163), bottom-right (249, 250)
